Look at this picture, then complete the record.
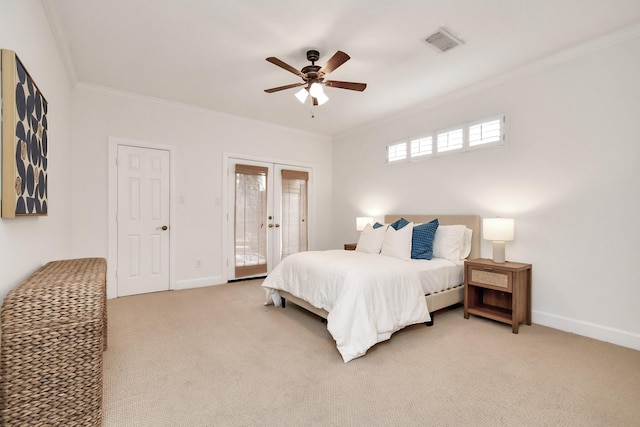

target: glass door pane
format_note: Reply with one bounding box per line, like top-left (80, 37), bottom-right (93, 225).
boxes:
top-left (280, 169), bottom-right (308, 259)
top-left (234, 164), bottom-right (268, 277)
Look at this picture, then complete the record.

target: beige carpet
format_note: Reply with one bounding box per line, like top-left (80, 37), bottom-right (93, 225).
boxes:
top-left (104, 279), bottom-right (640, 426)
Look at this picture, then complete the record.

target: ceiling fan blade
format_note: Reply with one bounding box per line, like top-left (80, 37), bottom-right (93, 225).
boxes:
top-left (264, 82), bottom-right (305, 93)
top-left (324, 80), bottom-right (367, 92)
top-left (318, 51), bottom-right (350, 76)
top-left (266, 57), bottom-right (306, 78)
top-left (312, 97), bottom-right (318, 106)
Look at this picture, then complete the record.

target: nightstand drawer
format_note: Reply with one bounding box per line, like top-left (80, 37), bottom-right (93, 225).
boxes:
top-left (469, 267), bottom-right (512, 292)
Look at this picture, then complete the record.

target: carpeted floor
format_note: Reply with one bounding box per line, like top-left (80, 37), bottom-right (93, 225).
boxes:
top-left (103, 279), bottom-right (640, 426)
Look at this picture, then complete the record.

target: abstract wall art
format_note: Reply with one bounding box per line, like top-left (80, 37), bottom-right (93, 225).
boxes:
top-left (1, 49), bottom-right (48, 218)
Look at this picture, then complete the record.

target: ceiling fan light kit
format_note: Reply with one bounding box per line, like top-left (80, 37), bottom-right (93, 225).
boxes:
top-left (309, 82), bottom-right (323, 98)
top-left (264, 49), bottom-right (366, 107)
top-left (294, 88), bottom-right (308, 103)
top-left (314, 91), bottom-right (329, 106)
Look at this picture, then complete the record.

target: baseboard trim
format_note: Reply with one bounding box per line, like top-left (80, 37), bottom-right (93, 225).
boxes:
top-left (533, 310), bottom-right (640, 351)
top-left (174, 275), bottom-right (226, 290)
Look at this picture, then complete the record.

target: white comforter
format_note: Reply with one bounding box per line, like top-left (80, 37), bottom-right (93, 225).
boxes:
top-left (262, 250), bottom-right (431, 363)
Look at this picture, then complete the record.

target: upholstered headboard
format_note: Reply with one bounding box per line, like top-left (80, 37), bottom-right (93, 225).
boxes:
top-left (384, 214), bottom-right (481, 260)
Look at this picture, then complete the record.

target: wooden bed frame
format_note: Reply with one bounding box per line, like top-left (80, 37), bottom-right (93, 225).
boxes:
top-left (278, 214), bottom-right (481, 324)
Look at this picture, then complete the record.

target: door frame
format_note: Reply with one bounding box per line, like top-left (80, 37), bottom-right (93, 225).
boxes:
top-left (222, 152), bottom-right (315, 281)
top-left (108, 137), bottom-right (177, 299)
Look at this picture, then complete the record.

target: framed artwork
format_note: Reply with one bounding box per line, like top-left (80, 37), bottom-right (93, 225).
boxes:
top-left (1, 49), bottom-right (48, 217)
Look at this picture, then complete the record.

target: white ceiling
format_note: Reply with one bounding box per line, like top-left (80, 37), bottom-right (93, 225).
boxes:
top-left (44, 0), bottom-right (640, 137)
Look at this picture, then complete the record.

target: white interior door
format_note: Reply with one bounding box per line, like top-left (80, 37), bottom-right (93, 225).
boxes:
top-left (228, 158), bottom-right (310, 280)
top-left (117, 145), bottom-right (171, 296)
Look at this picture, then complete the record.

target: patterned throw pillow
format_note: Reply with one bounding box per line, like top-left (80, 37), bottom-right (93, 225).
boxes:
top-left (411, 218), bottom-right (439, 260)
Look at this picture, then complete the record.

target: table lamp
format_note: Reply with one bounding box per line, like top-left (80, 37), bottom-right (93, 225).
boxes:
top-left (483, 217), bottom-right (514, 263)
top-left (356, 217), bottom-right (373, 231)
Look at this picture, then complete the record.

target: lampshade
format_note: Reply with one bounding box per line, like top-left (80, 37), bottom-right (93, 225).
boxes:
top-left (295, 88), bottom-right (308, 104)
top-left (483, 217), bottom-right (515, 263)
top-left (356, 217), bottom-right (373, 231)
top-left (315, 91), bottom-right (329, 105)
top-left (309, 82), bottom-right (324, 98)
top-left (295, 85), bottom-right (329, 105)
top-left (483, 218), bottom-right (515, 241)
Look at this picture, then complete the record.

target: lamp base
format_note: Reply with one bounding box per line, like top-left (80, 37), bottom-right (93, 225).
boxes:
top-left (492, 241), bottom-right (506, 263)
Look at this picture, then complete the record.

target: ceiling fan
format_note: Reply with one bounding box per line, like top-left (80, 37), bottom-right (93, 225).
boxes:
top-left (264, 50), bottom-right (367, 106)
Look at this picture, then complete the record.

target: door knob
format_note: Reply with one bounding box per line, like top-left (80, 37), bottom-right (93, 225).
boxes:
top-left (268, 224), bottom-right (273, 228)
top-left (157, 225), bottom-right (169, 231)
top-left (275, 224), bottom-right (280, 228)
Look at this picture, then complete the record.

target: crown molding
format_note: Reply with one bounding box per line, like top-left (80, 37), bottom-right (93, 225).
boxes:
top-left (41, 0), bottom-right (78, 86)
top-left (75, 82), bottom-right (329, 140)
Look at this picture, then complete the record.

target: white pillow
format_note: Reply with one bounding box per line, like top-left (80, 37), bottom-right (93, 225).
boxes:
top-left (381, 222), bottom-right (414, 260)
top-left (460, 228), bottom-right (473, 259)
top-left (433, 225), bottom-right (467, 260)
top-left (355, 223), bottom-right (387, 254)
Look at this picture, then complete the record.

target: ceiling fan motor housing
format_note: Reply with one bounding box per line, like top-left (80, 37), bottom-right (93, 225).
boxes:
top-left (301, 65), bottom-right (321, 77)
top-left (306, 50), bottom-right (320, 63)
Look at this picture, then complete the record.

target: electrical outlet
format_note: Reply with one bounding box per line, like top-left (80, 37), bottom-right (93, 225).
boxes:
top-left (195, 259), bottom-right (201, 268)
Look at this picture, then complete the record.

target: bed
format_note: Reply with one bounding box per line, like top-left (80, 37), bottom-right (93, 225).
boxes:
top-left (262, 214), bottom-right (480, 362)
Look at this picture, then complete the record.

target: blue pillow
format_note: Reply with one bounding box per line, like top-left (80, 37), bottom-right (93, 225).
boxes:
top-left (390, 217), bottom-right (410, 230)
top-left (372, 222), bottom-right (385, 229)
top-left (411, 218), bottom-right (439, 260)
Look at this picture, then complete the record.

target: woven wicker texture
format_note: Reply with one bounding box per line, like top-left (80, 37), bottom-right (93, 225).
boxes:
top-left (0, 258), bottom-right (107, 427)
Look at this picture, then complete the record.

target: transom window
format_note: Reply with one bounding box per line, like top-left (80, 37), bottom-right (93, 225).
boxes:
top-left (469, 117), bottom-right (502, 147)
top-left (386, 141), bottom-right (408, 163)
top-left (410, 136), bottom-right (433, 158)
top-left (437, 128), bottom-right (464, 153)
top-left (386, 114), bottom-right (505, 164)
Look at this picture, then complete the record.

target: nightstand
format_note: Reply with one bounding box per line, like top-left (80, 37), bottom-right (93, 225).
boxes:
top-left (464, 258), bottom-right (532, 333)
top-left (344, 243), bottom-right (357, 251)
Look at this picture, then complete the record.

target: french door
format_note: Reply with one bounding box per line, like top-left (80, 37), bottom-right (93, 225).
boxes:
top-left (228, 158), bottom-right (310, 280)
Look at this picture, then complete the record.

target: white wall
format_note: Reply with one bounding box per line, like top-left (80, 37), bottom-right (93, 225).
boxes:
top-left (70, 85), bottom-right (333, 298)
top-left (0, 0), bottom-right (73, 300)
top-left (332, 34), bottom-right (640, 350)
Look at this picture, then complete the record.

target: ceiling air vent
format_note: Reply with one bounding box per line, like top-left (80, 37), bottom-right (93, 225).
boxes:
top-left (424, 28), bottom-right (464, 53)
